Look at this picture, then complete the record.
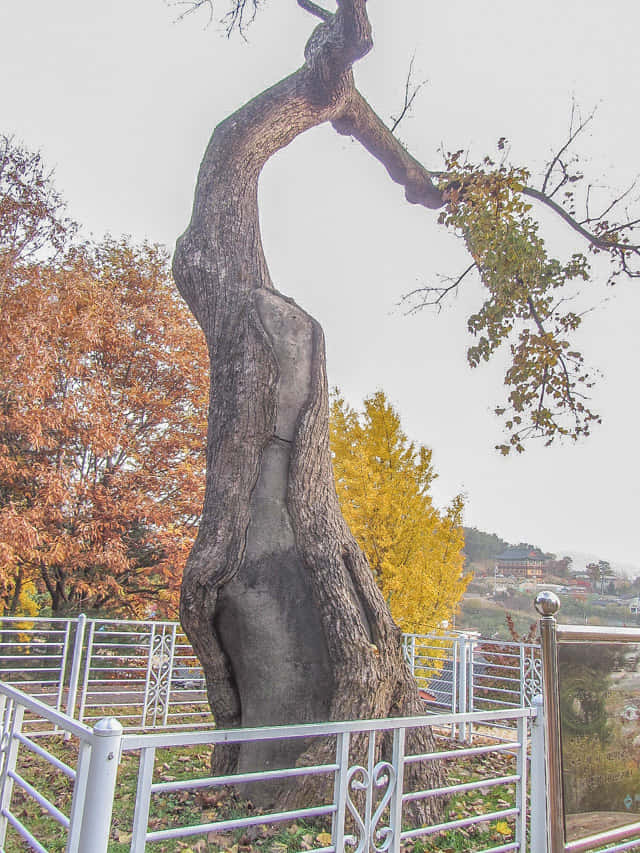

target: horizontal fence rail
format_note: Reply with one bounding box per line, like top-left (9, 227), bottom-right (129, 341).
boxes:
top-left (0, 678), bottom-right (543, 853)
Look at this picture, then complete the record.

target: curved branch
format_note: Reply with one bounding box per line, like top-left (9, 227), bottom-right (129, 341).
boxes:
top-left (332, 89), bottom-right (443, 209)
top-left (297, 0), bottom-right (333, 22)
top-left (522, 185), bottom-right (640, 253)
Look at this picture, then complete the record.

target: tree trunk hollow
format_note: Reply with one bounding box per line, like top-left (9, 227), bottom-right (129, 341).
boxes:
top-left (173, 6), bottom-right (444, 819)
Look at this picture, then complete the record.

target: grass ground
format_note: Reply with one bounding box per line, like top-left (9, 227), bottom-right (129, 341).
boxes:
top-left (3, 734), bottom-right (518, 852)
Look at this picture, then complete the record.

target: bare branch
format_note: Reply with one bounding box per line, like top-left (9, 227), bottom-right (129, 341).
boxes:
top-left (522, 185), bottom-right (640, 253)
top-left (401, 262), bottom-right (477, 314)
top-left (168, 0), bottom-right (214, 26)
top-left (167, 0), bottom-right (261, 36)
top-left (541, 104), bottom-right (595, 196)
top-left (297, 0), bottom-right (333, 22)
top-left (221, 0), bottom-right (260, 36)
top-left (390, 55), bottom-right (427, 134)
top-left (578, 179), bottom-right (637, 226)
top-left (609, 217), bottom-right (640, 233)
top-left (547, 157), bottom-right (570, 200)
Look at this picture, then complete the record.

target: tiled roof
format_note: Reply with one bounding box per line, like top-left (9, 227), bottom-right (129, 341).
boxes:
top-left (496, 546), bottom-right (545, 562)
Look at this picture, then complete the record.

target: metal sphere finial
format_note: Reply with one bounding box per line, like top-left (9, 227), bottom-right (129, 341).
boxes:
top-left (534, 590), bottom-right (561, 617)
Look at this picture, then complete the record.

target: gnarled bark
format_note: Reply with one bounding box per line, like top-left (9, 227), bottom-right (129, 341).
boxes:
top-left (173, 0), bottom-right (445, 813)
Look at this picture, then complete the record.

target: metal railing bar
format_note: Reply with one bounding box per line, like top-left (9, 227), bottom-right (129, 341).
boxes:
top-left (139, 721), bottom-right (215, 730)
top-left (1, 808), bottom-right (49, 853)
top-left (589, 837), bottom-right (640, 853)
top-left (81, 713), bottom-right (141, 721)
top-left (134, 707), bottom-right (207, 715)
top-left (152, 762), bottom-right (339, 794)
top-left (475, 671), bottom-right (522, 681)
top-left (146, 804), bottom-right (337, 843)
top-left (0, 616), bottom-right (74, 624)
top-left (403, 773), bottom-right (520, 802)
top-left (564, 820), bottom-right (640, 853)
top-left (480, 650), bottom-right (527, 659)
top-left (14, 732), bottom-right (76, 779)
top-left (8, 769), bottom-right (70, 828)
top-left (121, 708), bottom-right (535, 751)
top-left (91, 618), bottom-right (178, 628)
top-left (556, 624), bottom-right (640, 643)
top-left (473, 697), bottom-right (521, 706)
top-left (475, 680), bottom-right (521, 691)
top-left (0, 674), bottom-right (63, 681)
top-left (163, 711), bottom-right (211, 717)
top-left (475, 844), bottom-right (518, 853)
top-left (0, 685), bottom-right (93, 740)
top-left (405, 741), bottom-right (520, 764)
top-left (474, 676), bottom-right (521, 687)
top-left (165, 694), bottom-right (208, 701)
top-left (0, 650), bottom-right (66, 657)
top-left (401, 807), bottom-right (518, 840)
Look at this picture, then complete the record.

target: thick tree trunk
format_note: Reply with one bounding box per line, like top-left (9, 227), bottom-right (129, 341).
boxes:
top-left (174, 0), bottom-right (445, 814)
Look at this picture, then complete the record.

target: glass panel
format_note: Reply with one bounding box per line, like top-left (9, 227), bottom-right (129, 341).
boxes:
top-left (558, 641), bottom-right (640, 842)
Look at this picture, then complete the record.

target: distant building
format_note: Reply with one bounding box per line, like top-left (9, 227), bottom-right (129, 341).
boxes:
top-left (495, 546), bottom-right (547, 581)
top-left (569, 572), bottom-right (593, 593)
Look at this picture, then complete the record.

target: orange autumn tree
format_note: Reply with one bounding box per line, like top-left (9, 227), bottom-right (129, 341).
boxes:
top-left (0, 136), bottom-right (208, 616)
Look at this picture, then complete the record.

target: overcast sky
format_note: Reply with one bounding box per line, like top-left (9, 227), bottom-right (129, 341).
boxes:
top-left (2, 0), bottom-right (639, 571)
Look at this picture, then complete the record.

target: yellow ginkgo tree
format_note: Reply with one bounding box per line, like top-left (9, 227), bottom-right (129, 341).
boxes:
top-left (330, 390), bottom-right (469, 635)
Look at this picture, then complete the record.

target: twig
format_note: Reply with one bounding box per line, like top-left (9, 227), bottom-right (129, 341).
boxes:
top-left (541, 104), bottom-right (595, 196)
top-left (401, 262), bottom-right (477, 314)
top-left (390, 55), bottom-right (427, 134)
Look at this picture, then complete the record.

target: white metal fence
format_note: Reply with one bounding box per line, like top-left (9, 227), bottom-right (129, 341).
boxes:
top-left (0, 616), bottom-right (542, 738)
top-left (0, 615), bottom-right (210, 734)
top-left (0, 679), bottom-right (545, 853)
top-left (402, 633), bottom-right (543, 717)
top-left (0, 683), bottom-right (122, 852)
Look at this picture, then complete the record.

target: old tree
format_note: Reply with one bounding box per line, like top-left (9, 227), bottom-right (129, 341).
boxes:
top-left (172, 0), bottom-right (639, 803)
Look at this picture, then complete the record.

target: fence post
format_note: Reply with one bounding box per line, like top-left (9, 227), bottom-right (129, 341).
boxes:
top-left (515, 713), bottom-right (528, 851)
top-left (77, 717), bottom-right (123, 853)
top-left (66, 614), bottom-right (87, 724)
top-left (388, 727), bottom-right (406, 853)
top-left (131, 745), bottom-right (157, 853)
top-left (457, 636), bottom-right (468, 742)
top-left (331, 731), bottom-right (350, 852)
top-left (55, 620), bottom-right (73, 719)
top-left (530, 695), bottom-right (548, 853)
top-left (0, 701), bottom-right (24, 849)
top-left (78, 619), bottom-right (96, 725)
top-left (467, 638), bottom-right (475, 743)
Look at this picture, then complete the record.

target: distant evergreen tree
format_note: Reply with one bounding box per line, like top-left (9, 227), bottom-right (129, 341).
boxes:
top-left (463, 527), bottom-right (509, 564)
